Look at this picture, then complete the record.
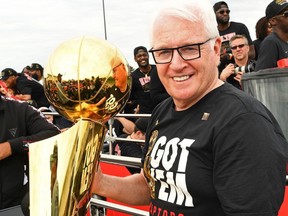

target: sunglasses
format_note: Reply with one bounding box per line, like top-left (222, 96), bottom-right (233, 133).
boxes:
top-left (274, 11), bottom-right (288, 18)
top-left (230, 44), bottom-right (246, 50)
top-left (217, 9), bottom-right (230, 15)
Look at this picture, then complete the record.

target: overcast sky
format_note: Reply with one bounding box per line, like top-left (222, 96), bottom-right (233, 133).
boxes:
top-left (1, 0), bottom-right (271, 72)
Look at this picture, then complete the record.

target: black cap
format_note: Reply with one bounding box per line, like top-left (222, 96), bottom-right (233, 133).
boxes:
top-left (135, 118), bottom-right (149, 133)
top-left (266, 0), bottom-right (288, 20)
top-left (134, 46), bottom-right (148, 57)
top-left (30, 63), bottom-right (43, 71)
top-left (1, 68), bottom-right (18, 80)
top-left (213, 1), bottom-right (229, 12)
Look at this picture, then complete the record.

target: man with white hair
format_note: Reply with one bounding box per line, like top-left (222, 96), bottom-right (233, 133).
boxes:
top-left (91, 1), bottom-right (288, 215)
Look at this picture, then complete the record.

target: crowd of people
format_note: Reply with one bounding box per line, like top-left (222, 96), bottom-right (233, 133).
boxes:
top-left (0, 0), bottom-right (288, 215)
top-left (216, 0), bottom-right (288, 89)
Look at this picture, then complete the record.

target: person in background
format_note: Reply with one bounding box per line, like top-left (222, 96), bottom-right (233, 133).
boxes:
top-left (0, 95), bottom-right (60, 210)
top-left (252, 16), bottom-right (273, 60)
top-left (22, 65), bottom-right (32, 76)
top-left (213, 1), bottom-right (255, 72)
top-left (255, 0), bottom-right (288, 71)
top-left (127, 46), bottom-right (157, 114)
top-left (114, 118), bottom-right (149, 174)
top-left (220, 35), bottom-right (255, 89)
top-left (0, 80), bottom-right (20, 100)
top-left (29, 63), bottom-right (44, 84)
top-left (1, 68), bottom-right (50, 108)
top-left (91, 0), bottom-right (288, 215)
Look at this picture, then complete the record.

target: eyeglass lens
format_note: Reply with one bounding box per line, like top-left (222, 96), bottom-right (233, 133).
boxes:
top-left (231, 44), bottom-right (245, 50)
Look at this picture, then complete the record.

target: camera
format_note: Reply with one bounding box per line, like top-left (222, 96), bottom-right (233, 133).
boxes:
top-left (234, 62), bottom-right (255, 74)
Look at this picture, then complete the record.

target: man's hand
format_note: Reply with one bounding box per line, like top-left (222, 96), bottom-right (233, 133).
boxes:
top-left (0, 142), bottom-right (12, 160)
top-left (220, 63), bottom-right (235, 81)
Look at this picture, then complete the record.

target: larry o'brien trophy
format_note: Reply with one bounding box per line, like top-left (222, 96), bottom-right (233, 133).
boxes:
top-left (29, 36), bottom-right (131, 216)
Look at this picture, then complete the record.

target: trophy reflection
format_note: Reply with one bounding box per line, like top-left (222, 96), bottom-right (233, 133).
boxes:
top-left (29, 36), bottom-right (131, 216)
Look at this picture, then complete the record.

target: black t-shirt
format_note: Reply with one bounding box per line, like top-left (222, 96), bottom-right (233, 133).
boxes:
top-left (142, 83), bottom-right (287, 216)
top-left (219, 21), bottom-right (253, 53)
top-left (255, 32), bottom-right (288, 71)
top-left (16, 75), bottom-right (50, 108)
top-left (149, 66), bottom-right (170, 107)
top-left (129, 65), bottom-right (157, 114)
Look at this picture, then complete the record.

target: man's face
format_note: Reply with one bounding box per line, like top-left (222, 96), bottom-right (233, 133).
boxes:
top-left (215, 5), bottom-right (230, 25)
top-left (29, 70), bottom-right (40, 80)
top-left (230, 38), bottom-right (249, 61)
top-left (151, 16), bottom-right (221, 110)
top-left (271, 8), bottom-right (288, 33)
top-left (134, 50), bottom-right (149, 67)
top-left (112, 63), bottom-right (128, 92)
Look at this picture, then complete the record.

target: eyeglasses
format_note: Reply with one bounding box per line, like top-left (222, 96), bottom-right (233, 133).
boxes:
top-left (149, 38), bottom-right (212, 64)
top-left (273, 10), bottom-right (288, 18)
top-left (216, 9), bottom-right (230, 15)
top-left (230, 44), bottom-right (247, 50)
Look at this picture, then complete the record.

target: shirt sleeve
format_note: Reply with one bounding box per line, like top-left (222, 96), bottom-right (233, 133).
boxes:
top-left (8, 104), bottom-right (60, 153)
top-left (255, 39), bottom-right (279, 71)
top-left (213, 113), bottom-right (287, 215)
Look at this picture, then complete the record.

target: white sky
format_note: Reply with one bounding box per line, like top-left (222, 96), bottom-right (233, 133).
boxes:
top-left (1, 0), bottom-right (271, 72)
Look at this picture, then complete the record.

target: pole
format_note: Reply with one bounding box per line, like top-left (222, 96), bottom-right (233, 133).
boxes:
top-left (102, 0), bottom-right (107, 40)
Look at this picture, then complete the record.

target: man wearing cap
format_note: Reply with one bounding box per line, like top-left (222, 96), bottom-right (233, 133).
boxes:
top-left (29, 63), bottom-right (44, 84)
top-left (127, 46), bottom-right (157, 114)
top-left (255, 0), bottom-right (288, 71)
top-left (213, 1), bottom-right (255, 71)
top-left (1, 68), bottom-right (50, 108)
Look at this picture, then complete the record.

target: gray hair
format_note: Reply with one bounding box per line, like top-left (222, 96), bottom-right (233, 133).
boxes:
top-left (229, 35), bottom-right (249, 47)
top-left (150, 0), bottom-right (219, 47)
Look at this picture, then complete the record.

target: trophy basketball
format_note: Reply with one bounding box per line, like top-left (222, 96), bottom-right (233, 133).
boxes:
top-left (29, 36), bottom-right (131, 215)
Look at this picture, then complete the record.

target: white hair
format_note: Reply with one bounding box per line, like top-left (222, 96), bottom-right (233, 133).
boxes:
top-left (150, 0), bottom-right (219, 47)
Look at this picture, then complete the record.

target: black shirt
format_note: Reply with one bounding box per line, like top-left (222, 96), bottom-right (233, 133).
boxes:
top-left (16, 75), bottom-right (50, 108)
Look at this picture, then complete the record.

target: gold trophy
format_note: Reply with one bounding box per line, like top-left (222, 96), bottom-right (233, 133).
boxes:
top-left (29, 36), bottom-right (131, 216)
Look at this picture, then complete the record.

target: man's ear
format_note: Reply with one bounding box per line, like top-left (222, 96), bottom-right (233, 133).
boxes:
top-left (214, 37), bottom-right (222, 66)
top-left (268, 18), bottom-right (277, 27)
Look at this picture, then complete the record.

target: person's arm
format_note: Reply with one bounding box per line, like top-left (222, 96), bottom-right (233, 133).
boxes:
top-left (114, 117), bottom-right (135, 134)
top-left (0, 142), bottom-right (12, 160)
top-left (91, 168), bottom-right (151, 205)
top-left (14, 94), bottom-right (31, 101)
top-left (214, 113), bottom-right (287, 214)
top-left (8, 103), bottom-right (60, 154)
top-left (219, 63), bottom-right (235, 81)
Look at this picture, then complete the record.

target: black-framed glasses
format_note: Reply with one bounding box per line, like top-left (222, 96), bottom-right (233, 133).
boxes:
top-left (273, 10), bottom-right (288, 18)
top-left (230, 44), bottom-right (247, 50)
top-left (149, 38), bottom-right (212, 64)
top-left (216, 9), bottom-right (230, 15)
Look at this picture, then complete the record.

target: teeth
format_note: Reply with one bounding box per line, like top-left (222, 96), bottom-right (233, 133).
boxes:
top-left (173, 75), bottom-right (190, 81)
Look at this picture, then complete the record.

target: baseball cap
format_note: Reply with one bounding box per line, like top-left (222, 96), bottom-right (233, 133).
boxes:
top-left (1, 68), bottom-right (18, 80)
top-left (266, 0), bottom-right (288, 20)
top-left (134, 46), bottom-right (148, 57)
top-left (213, 1), bottom-right (229, 12)
top-left (30, 63), bottom-right (43, 71)
top-left (135, 118), bottom-right (149, 133)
